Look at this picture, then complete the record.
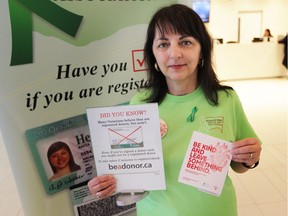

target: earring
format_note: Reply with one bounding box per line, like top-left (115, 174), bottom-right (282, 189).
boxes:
top-left (199, 59), bottom-right (204, 68)
top-left (154, 63), bottom-right (160, 71)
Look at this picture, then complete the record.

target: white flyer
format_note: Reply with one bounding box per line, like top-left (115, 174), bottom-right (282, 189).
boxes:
top-left (87, 103), bottom-right (166, 192)
top-left (178, 131), bottom-right (232, 197)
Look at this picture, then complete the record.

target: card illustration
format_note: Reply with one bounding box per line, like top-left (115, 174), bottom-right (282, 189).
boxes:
top-left (108, 126), bottom-right (144, 149)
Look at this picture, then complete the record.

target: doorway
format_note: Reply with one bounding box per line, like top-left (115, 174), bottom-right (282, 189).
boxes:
top-left (238, 11), bottom-right (263, 43)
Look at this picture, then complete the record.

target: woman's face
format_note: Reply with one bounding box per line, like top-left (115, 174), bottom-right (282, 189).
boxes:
top-left (49, 147), bottom-right (70, 171)
top-left (152, 29), bottom-right (201, 93)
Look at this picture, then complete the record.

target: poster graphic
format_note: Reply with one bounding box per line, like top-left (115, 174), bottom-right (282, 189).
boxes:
top-left (25, 114), bottom-right (96, 195)
top-left (109, 126), bottom-right (144, 149)
top-left (178, 131), bottom-right (233, 197)
top-left (87, 103), bottom-right (166, 192)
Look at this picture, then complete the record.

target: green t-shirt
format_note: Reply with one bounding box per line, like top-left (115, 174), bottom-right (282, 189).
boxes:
top-left (129, 87), bottom-right (259, 216)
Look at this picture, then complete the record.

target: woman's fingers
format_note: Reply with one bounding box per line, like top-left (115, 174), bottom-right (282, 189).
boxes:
top-left (95, 183), bottom-right (117, 198)
top-left (87, 175), bottom-right (117, 198)
top-left (232, 138), bottom-right (262, 164)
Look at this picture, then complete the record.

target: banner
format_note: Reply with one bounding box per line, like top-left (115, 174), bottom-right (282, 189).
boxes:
top-left (0, 1), bottom-right (177, 215)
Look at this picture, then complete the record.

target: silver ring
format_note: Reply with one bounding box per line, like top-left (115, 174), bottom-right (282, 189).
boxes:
top-left (96, 192), bottom-right (101, 199)
top-left (249, 153), bottom-right (253, 159)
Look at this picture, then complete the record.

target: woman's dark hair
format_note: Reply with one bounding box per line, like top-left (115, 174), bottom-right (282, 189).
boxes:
top-left (264, 29), bottom-right (273, 37)
top-left (143, 4), bottom-right (231, 105)
top-left (47, 141), bottom-right (81, 173)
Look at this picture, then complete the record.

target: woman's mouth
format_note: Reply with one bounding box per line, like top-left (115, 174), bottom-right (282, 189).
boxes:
top-left (170, 64), bottom-right (185, 70)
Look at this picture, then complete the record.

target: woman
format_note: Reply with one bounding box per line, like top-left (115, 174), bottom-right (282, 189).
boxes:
top-left (88, 4), bottom-right (262, 215)
top-left (47, 141), bottom-right (81, 181)
top-left (263, 28), bottom-right (273, 42)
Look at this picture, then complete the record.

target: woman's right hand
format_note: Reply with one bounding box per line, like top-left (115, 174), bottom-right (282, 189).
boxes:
top-left (87, 175), bottom-right (117, 199)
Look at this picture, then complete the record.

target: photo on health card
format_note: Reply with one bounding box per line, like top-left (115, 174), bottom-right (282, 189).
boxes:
top-left (25, 114), bottom-right (97, 195)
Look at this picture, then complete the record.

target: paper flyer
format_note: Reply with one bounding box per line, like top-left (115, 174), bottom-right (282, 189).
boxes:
top-left (25, 114), bottom-right (96, 195)
top-left (70, 181), bottom-right (135, 216)
top-left (86, 103), bottom-right (166, 192)
top-left (178, 131), bottom-right (232, 196)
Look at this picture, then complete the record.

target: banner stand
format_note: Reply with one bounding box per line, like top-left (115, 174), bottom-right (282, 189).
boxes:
top-left (1, 1), bottom-right (176, 215)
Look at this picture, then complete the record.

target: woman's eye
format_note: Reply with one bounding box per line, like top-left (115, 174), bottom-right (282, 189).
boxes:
top-left (181, 41), bottom-right (192, 46)
top-left (51, 155), bottom-right (57, 159)
top-left (158, 42), bottom-right (169, 48)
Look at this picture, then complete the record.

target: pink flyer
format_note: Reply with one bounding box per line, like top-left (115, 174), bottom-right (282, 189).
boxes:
top-left (178, 131), bottom-right (232, 197)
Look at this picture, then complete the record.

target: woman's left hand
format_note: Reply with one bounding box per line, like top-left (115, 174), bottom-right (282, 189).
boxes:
top-left (231, 138), bottom-right (262, 166)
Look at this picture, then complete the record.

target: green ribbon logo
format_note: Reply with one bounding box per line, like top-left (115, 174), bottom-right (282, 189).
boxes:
top-left (8, 0), bottom-right (83, 66)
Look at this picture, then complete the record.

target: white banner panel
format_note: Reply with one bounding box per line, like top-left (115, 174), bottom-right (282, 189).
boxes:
top-left (0, 1), bottom-right (176, 215)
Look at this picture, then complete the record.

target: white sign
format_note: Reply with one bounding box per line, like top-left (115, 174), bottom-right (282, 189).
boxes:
top-left (87, 103), bottom-right (166, 192)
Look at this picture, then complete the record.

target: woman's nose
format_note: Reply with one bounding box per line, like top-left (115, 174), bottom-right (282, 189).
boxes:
top-left (169, 45), bottom-right (182, 59)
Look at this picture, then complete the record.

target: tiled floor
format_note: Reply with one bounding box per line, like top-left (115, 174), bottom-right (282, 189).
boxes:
top-left (0, 78), bottom-right (287, 216)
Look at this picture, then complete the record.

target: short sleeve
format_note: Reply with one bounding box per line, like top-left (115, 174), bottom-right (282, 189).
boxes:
top-left (129, 90), bottom-right (150, 105)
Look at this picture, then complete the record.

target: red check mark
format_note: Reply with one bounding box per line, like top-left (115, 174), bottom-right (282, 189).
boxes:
top-left (137, 58), bottom-right (145, 67)
top-left (132, 49), bottom-right (147, 72)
